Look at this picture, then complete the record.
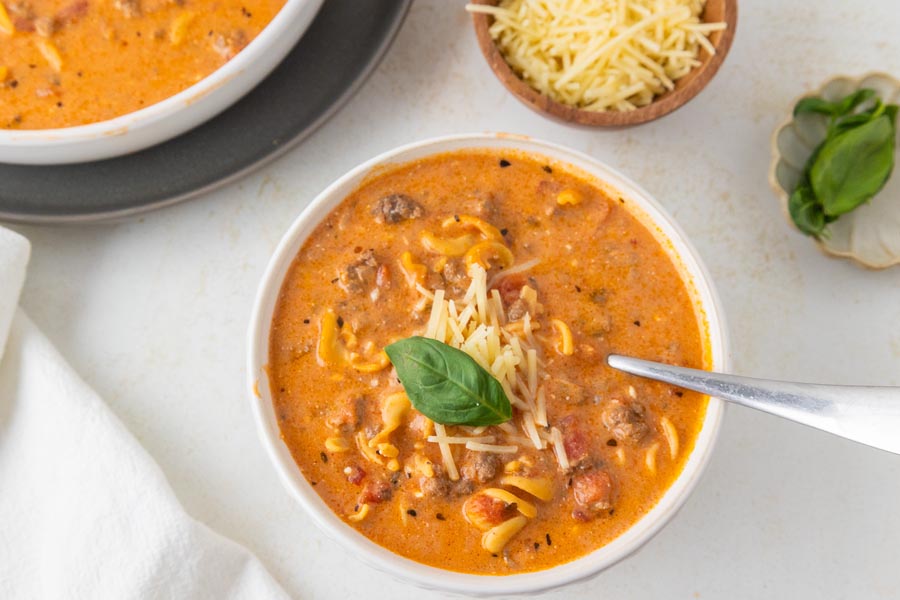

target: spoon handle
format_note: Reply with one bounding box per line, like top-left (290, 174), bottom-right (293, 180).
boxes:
top-left (607, 355), bottom-right (900, 456)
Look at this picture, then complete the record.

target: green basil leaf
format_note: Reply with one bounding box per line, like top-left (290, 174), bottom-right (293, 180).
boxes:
top-left (830, 109), bottom-right (881, 136)
top-left (788, 183), bottom-right (827, 237)
top-left (811, 113), bottom-right (895, 217)
top-left (835, 88), bottom-right (876, 116)
top-left (794, 96), bottom-right (837, 117)
top-left (385, 336), bottom-right (512, 426)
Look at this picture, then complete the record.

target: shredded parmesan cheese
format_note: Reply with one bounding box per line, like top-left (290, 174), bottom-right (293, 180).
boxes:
top-left (433, 423), bottom-right (459, 481)
top-left (550, 427), bottom-right (570, 471)
top-left (466, 0), bottom-right (726, 112)
top-left (414, 263), bottom-right (581, 472)
top-left (427, 435), bottom-right (497, 445)
top-left (465, 442), bottom-right (518, 453)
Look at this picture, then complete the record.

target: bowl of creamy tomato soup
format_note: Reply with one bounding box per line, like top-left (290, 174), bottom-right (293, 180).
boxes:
top-left (0, 0), bottom-right (323, 164)
top-left (248, 133), bottom-right (729, 595)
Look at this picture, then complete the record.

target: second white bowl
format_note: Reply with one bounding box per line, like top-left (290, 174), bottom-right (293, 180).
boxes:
top-left (0, 0), bottom-right (323, 165)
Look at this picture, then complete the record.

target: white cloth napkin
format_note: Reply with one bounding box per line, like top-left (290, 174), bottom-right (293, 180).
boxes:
top-left (0, 227), bottom-right (289, 600)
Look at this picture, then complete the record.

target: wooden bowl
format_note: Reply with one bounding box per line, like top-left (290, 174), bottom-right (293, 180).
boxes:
top-left (471, 0), bottom-right (738, 127)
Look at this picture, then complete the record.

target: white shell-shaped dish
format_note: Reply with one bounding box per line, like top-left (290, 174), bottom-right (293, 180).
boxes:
top-left (769, 73), bottom-right (900, 269)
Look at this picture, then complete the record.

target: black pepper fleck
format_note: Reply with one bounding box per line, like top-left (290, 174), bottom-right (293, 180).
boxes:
top-left (675, 391), bottom-right (684, 397)
top-left (633, 320), bottom-right (641, 327)
top-left (534, 542), bottom-right (540, 550)
top-left (499, 159), bottom-right (511, 168)
top-left (500, 228), bottom-right (508, 236)
top-left (336, 316), bottom-right (344, 328)
top-left (330, 277), bottom-right (339, 284)
top-left (303, 319), bottom-right (310, 324)
top-left (542, 165), bottom-right (553, 173)
top-left (619, 197), bottom-right (626, 203)
top-left (454, 214), bottom-right (460, 222)
top-left (575, 285), bottom-right (582, 293)
top-left (607, 438), bottom-right (618, 447)
top-left (320, 452), bottom-right (328, 463)
top-left (406, 509), bottom-right (417, 517)
top-left (436, 513), bottom-right (446, 521)
top-left (546, 533), bottom-right (552, 546)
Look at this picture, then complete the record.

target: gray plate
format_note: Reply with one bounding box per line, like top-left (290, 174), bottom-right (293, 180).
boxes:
top-left (0, 0), bottom-right (411, 224)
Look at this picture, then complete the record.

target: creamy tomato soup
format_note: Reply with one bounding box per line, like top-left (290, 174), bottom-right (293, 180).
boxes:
top-left (0, 0), bottom-right (285, 129)
top-left (268, 149), bottom-right (709, 574)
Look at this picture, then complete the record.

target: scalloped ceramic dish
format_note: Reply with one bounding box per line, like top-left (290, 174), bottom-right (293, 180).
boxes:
top-left (770, 73), bottom-right (900, 269)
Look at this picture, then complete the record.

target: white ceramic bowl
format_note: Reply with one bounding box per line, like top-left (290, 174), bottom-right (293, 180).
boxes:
top-left (0, 0), bottom-right (323, 165)
top-left (247, 133), bottom-right (729, 596)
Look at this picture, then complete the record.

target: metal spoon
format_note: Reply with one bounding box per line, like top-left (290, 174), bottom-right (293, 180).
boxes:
top-left (607, 354), bottom-right (900, 456)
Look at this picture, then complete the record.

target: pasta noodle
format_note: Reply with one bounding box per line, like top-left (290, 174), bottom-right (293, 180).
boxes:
top-left (482, 516), bottom-right (528, 553)
top-left (501, 476), bottom-right (554, 501)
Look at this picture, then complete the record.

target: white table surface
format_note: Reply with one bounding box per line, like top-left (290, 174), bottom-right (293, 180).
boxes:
top-left (9, 1), bottom-right (900, 598)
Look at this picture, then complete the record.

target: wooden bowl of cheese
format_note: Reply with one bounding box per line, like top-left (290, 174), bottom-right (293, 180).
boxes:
top-left (468, 0), bottom-right (737, 127)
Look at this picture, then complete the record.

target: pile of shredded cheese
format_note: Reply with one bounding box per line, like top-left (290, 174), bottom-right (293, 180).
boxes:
top-left (466, 0), bottom-right (727, 111)
top-left (421, 264), bottom-right (570, 480)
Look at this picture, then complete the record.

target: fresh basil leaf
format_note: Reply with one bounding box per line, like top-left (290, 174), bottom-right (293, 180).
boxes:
top-left (794, 96), bottom-right (837, 117)
top-left (811, 113), bottom-right (895, 217)
top-left (788, 183), bottom-right (827, 237)
top-left (830, 109), bottom-right (880, 136)
top-left (835, 88), bottom-right (876, 116)
top-left (885, 104), bottom-right (899, 126)
top-left (385, 336), bottom-right (512, 426)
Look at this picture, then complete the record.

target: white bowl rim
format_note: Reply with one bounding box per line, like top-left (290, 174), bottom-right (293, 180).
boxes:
top-left (247, 132), bottom-right (730, 596)
top-left (0, 0), bottom-right (320, 147)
